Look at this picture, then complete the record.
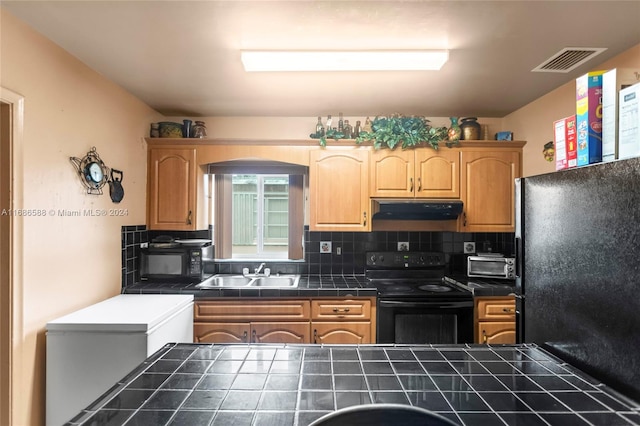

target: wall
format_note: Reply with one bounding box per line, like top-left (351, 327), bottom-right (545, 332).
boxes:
top-left (0, 9), bottom-right (161, 425)
top-left (503, 43), bottom-right (640, 177)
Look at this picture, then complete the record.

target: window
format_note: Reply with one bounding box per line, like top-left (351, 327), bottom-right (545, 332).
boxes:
top-left (232, 174), bottom-right (289, 258)
top-left (208, 161), bottom-right (306, 260)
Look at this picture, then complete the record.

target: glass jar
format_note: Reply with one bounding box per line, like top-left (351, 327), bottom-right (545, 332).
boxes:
top-left (460, 117), bottom-right (481, 140)
top-left (192, 121), bottom-right (207, 138)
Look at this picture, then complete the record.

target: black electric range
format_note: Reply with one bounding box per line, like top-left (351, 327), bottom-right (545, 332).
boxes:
top-left (366, 252), bottom-right (474, 344)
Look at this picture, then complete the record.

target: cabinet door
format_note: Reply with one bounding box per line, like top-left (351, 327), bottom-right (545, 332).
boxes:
top-left (477, 322), bottom-right (516, 344)
top-left (147, 148), bottom-right (197, 230)
top-left (251, 322), bottom-right (311, 344)
top-left (194, 322), bottom-right (249, 343)
top-left (312, 322), bottom-right (371, 344)
top-left (369, 150), bottom-right (414, 197)
top-left (415, 149), bottom-right (460, 198)
top-left (460, 150), bottom-right (520, 232)
top-left (309, 149), bottom-right (370, 231)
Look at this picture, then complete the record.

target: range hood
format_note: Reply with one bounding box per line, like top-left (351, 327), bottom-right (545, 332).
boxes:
top-left (372, 199), bottom-right (463, 221)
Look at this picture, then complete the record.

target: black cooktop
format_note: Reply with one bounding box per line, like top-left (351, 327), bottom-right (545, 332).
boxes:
top-left (365, 251), bottom-right (471, 299)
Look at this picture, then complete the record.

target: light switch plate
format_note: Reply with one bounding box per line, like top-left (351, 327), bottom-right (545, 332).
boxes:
top-left (320, 241), bottom-right (332, 253)
top-left (397, 242), bottom-right (410, 251)
top-left (464, 241), bottom-right (476, 254)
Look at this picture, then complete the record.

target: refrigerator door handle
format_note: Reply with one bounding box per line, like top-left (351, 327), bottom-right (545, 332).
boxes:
top-left (515, 236), bottom-right (522, 278)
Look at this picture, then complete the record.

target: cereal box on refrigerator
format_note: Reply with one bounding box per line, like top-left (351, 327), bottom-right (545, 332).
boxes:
top-left (576, 71), bottom-right (606, 166)
top-left (602, 68), bottom-right (640, 162)
top-left (554, 115), bottom-right (578, 171)
top-left (618, 82), bottom-right (640, 160)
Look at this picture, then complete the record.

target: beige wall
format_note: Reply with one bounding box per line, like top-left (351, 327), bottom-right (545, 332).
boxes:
top-left (0, 9), bottom-right (161, 425)
top-left (504, 43), bottom-right (640, 177)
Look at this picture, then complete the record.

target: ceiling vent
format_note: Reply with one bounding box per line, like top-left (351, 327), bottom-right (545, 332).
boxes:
top-left (532, 47), bottom-right (607, 73)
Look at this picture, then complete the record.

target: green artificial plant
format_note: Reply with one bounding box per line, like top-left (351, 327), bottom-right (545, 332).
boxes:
top-left (319, 115), bottom-right (457, 150)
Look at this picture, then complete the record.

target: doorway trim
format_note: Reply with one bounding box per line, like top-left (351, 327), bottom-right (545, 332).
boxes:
top-left (1, 86), bottom-right (25, 426)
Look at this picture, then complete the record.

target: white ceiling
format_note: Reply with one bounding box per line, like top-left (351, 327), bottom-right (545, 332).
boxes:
top-left (3, 1), bottom-right (640, 118)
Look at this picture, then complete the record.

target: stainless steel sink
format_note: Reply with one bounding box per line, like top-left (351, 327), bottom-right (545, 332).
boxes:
top-left (195, 274), bottom-right (300, 289)
top-left (250, 275), bottom-right (300, 287)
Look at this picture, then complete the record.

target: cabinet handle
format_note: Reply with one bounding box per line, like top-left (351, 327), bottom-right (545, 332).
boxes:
top-left (332, 307), bottom-right (350, 313)
top-left (417, 177), bottom-right (422, 192)
top-left (187, 210), bottom-right (192, 225)
top-left (363, 212), bottom-right (367, 226)
top-left (409, 177), bottom-right (414, 192)
top-left (502, 308), bottom-right (513, 313)
top-left (252, 329), bottom-right (257, 343)
top-left (463, 211), bottom-right (467, 227)
top-left (482, 329), bottom-right (487, 344)
top-left (313, 329), bottom-right (318, 344)
top-left (242, 330), bottom-right (248, 343)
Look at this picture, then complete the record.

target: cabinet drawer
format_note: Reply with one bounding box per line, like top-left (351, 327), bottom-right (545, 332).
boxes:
top-left (476, 298), bottom-right (516, 320)
top-left (311, 299), bottom-right (371, 321)
top-left (195, 299), bottom-right (310, 321)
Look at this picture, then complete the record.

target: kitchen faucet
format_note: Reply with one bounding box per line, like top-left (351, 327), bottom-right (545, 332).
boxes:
top-left (255, 263), bottom-right (266, 274)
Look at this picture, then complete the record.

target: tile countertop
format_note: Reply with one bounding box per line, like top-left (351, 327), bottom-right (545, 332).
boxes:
top-left (66, 343), bottom-right (640, 426)
top-left (123, 275), bottom-right (377, 298)
top-left (122, 275), bottom-right (514, 298)
top-left (444, 275), bottom-right (516, 297)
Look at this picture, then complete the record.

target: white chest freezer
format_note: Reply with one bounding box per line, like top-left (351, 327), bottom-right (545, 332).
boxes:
top-left (46, 294), bottom-right (194, 426)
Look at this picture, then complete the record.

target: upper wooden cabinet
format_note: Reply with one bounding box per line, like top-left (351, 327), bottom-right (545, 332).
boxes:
top-left (309, 148), bottom-right (371, 232)
top-left (370, 149), bottom-right (459, 198)
top-left (147, 147), bottom-right (205, 230)
top-left (459, 149), bottom-right (521, 232)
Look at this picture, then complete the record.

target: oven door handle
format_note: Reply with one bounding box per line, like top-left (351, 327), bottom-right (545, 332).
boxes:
top-left (379, 300), bottom-right (473, 309)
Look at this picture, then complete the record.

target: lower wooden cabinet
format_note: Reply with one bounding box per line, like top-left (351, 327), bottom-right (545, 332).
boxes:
top-left (475, 296), bottom-right (516, 344)
top-left (312, 322), bottom-right (371, 344)
top-left (194, 297), bottom-right (376, 345)
top-left (194, 321), bottom-right (310, 344)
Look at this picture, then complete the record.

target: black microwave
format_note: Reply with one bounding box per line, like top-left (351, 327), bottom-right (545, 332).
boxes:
top-left (140, 245), bottom-right (213, 282)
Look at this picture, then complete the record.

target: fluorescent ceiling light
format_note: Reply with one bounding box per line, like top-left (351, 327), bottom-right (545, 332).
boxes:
top-left (240, 50), bottom-right (449, 72)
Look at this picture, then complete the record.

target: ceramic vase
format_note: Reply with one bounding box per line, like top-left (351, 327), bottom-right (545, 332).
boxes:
top-left (182, 120), bottom-right (192, 138)
top-left (192, 121), bottom-right (207, 138)
top-left (460, 117), bottom-right (481, 140)
top-left (448, 117), bottom-right (462, 142)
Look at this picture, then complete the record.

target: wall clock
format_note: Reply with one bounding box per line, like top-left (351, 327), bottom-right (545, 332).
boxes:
top-left (70, 147), bottom-right (111, 195)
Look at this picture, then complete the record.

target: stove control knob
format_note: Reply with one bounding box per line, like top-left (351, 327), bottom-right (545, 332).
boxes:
top-left (379, 255), bottom-right (385, 263)
top-left (369, 254), bottom-right (377, 264)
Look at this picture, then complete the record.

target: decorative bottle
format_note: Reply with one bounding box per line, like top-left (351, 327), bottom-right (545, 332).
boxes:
top-left (315, 116), bottom-right (325, 137)
top-left (326, 115), bottom-right (333, 132)
top-left (192, 121), bottom-right (207, 138)
top-left (363, 117), bottom-right (373, 133)
top-left (460, 117), bottom-right (481, 140)
top-left (448, 117), bottom-right (462, 142)
top-left (338, 112), bottom-right (344, 133)
top-left (343, 120), bottom-right (353, 139)
top-left (353, 120), bottom-right (362, 138)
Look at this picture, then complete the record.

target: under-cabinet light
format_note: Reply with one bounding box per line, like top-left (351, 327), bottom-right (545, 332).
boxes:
top-left (240, 50), bottom-right (449, 72)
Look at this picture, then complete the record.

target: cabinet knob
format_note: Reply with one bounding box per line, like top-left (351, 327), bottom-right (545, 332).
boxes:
top-left (409, 177), bottom-right (414, 192)
top-left (482, 329), bottom-right (487, 344)
top-left (417, 177), bottom-right (422, 192)
top-left (313, 329), bottom-right (318, 344)
top-left (242, 330), bottom-right (248, 343)
top-left (363, 212), bottom-right (367, 226)
top-left (252, 329), bottom-right (257, 343)
top-left (463, 211), bottom-right (467, 227)
top-left (187, 210), bottom-right (192, 225)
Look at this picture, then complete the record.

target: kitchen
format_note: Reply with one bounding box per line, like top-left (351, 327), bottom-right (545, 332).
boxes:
top-left (1, 1), bottom-right (640, 425)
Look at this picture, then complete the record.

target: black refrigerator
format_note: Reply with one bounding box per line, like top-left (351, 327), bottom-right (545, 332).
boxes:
top-left (515, 157), bottom-right (640, 402)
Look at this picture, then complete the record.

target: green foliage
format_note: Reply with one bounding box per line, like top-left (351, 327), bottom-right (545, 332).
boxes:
top-left (319, 115), bottom-right (457, 150)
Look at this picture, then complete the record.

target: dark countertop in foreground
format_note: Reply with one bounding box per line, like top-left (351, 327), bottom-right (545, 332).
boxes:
top-left (123, 275), bottom-right (377, 298)
top-left (67, 343), bottom-right (640, 426)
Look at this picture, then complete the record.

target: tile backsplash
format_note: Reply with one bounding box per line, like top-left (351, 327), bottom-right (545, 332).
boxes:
top-left (122, 225), bottom-right (514, 288)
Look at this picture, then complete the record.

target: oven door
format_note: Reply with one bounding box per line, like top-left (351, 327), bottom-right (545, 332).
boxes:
top-left (377, 299), bottom-right (474, 344)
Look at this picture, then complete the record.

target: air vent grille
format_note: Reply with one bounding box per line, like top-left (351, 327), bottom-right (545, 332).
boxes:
top-left (532, 47), bottom-right (607, 73)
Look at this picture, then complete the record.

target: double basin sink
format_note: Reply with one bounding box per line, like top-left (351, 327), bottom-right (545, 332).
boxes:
top-left (196, 274), bottom-right (300, 289)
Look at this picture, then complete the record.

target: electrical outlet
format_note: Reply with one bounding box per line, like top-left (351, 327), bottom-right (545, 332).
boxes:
top-left (464, 241), bottom-right (476, 254)
top-left (320, 241), bottom-right (332, 253)
top-left (397, 242), bottom-right (410, 251)
top-left (336, 247), bottom-right (342, 256)
top-left (140, 242), bottom-right (149, 249)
